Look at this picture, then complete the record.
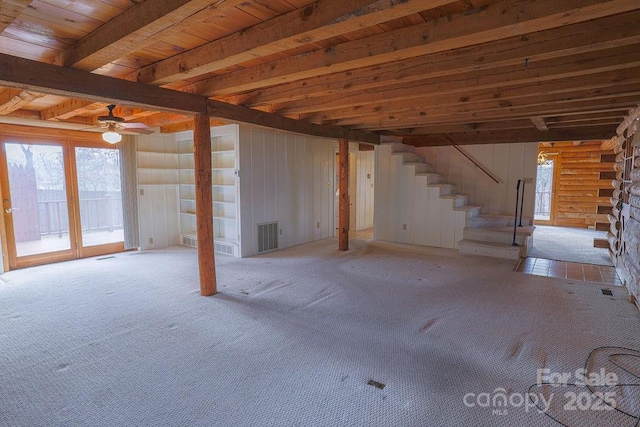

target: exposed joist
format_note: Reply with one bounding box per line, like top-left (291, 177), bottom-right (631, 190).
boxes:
top-left (0, 90), bottom-right (44, 115)
top-left (530, 117), bottom-right (549, 131)
top-left (0, 0), bottom-right (31, 33)
top-left (160, 119), bottom-right (228, 133)
top-left (229, 10), bottom-right (640, 108)
top-left (188, 0), bottom-right (640, 96)
top-left (279, 45), bottom-right (640, 116)
top-left (331, 83), bottom-right (640, 128)
top-left (302, 67), bottom-right (640, 123)
top-left (57, 0), bottom-right (230, 71)
top-left (404, 126), bottom-right (617, 147)
top-left (206, 99), bottom-right (379, 144)
top-left (0, 54), bottom-right (379, 144)
top-left (352, 96), bottom-right (640, 130)
top-left (136, 0), bottom-right (449, 85)
top-left (40, 99), bottom-right (98, 120)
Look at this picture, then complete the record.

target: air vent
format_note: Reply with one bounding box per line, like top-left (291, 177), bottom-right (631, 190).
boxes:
top-left (181, 234), bottom-right (197, 248)
top-left (214, 242), bottom-right (234, 256)
top-left (258, 222), bottom-right (278, 253)
top-left (601, 289), bottom-right (613, 296)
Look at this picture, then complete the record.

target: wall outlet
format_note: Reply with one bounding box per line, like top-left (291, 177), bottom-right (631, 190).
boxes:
top-left (139, 189), bottom-right (145, 196)
top-left (316, 221), bottom-right (320, 228)
top-left (279, 228), bottom-right (283, 235)
top-left (402, 224), bottom-right (407, 230)
top-left (524, 177), bottom-right (534, 184)
top-left (148, 237), bottom-right (154, 244)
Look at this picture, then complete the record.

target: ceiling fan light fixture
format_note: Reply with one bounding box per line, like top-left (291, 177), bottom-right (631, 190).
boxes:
top-left (102, 123), bottom-right (122, 144)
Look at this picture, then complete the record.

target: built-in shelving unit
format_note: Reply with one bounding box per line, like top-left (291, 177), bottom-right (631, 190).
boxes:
top-left (175, 125), bottom-right (240, 257)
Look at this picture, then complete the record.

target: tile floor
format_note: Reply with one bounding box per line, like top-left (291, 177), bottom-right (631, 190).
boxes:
top-left (517, 257), bottom-right (623, 286)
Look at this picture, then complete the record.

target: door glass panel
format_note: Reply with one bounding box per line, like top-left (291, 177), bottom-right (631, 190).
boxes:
top-left (6, 143), bottom-right (71, 256)
top-left (75, 147), bottom-right (124, 247)
top-left (535, 157), bottom-right (554, 221)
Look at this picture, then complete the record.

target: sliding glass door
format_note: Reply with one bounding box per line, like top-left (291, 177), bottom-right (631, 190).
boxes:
top-left (1, 138), bottom-right (125, 269)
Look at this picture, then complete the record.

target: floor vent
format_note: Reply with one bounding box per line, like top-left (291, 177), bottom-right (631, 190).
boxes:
top-left (601, 289), bottom-right (613, 296)
top-left (214, 242), bottom-right (234, 256)
top-left (181, 234), bottom-right (197, 248)
top-left (258, 222), bottom-right (278, 253)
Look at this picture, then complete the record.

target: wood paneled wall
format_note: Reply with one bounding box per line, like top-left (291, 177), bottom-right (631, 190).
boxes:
top-left (538, 141), bottom-right (615, 228)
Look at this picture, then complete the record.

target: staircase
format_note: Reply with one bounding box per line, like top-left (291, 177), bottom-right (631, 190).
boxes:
top-left (382, 142), bottom-right (534, 260)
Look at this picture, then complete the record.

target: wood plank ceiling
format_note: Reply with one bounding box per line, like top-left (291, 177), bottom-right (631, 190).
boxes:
top-left (0, 0), bottom-right (639, 145)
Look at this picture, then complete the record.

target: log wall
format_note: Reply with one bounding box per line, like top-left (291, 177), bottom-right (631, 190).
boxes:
top-left (538, 141), bottom-right (615, 228)
top-left (608, 105), bottom-right (640, 309)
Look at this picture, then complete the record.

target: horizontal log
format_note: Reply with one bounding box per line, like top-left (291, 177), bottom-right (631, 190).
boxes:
top-left (606, 232), bottom-right (618, 250)
top-left (631, 169), bottom-right (640, 181)
top-left (631, 206), bottom-right (640, 222)
top-left (613, 205), bottom-right (621, 219)
top-left (610, 220), bottom-right (621, 235)
top-left (615, 151), bottom-right (626, 162)
top-left (630, 194), bottom-right (640, 209)
top-left (630, 183), bottom-right (640, 196)
top-left (617, 105), bottom-right (640, 135)
top-left (614, 161), bottom-right (625, 171)
top-left (612, 180), bottom-right (624, 190)
top-left (634, 158), bottom-right (640, 167)
top-left (613, 189), bottom-right (623, 199)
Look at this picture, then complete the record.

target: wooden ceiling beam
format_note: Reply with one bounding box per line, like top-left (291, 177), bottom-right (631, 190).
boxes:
top-left (0, 54), bottom-right (379, 144)
top-left (0, 54), bottom-right (208, 114)
top-left (57, 0), bottom-right (237, 71)
top-left (302, 66), bottom-right (640, 123)
top-left (136, 0), bottom-right (447, 86)
top-left (278, 45), bottom-right (640, 116)
top-left (0, 0), bottom-right (31, 33)
top-left (40, 99), bottom-right (100, 120)
top-left (188, 0), bottom-right (640, 96)
top-left (0, 90), bottom-right (45, 116)
top-left (351, 96), bottom-right (640, 130)
top-left (230, 9), bottom-right (640, 108)
top-left (530, 117), bottom-right (549, 131)
top-left (206, 99), bottom-right (379, 144)
top-left (404, 126), bottom-right (617, 147)
top-left (160, 119), bottom-right (229, 133)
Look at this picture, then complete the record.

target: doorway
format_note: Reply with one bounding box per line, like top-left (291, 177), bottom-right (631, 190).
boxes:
top-left (0, 138), bottom-right (124, 269)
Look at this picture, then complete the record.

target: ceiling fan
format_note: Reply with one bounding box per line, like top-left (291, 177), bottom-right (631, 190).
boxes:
top-left (96, 104), bottom-right (151, 143)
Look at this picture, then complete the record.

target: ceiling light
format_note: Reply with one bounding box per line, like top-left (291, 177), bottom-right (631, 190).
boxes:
top-left (102, 123), bottom-right (122, 144)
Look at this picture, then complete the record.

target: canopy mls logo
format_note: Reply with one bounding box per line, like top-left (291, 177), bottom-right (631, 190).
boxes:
top-left (462, 368), bottom-right (619, 416)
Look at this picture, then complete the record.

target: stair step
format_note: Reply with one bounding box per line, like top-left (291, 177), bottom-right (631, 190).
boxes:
top-left (458, 239), bottom-right (525, 260)
top-left (453, 204), bottom-right (482, 218)
top-left (468, 214), bottom-right (532, 228)
top-left (403, 162), bottom-right (435, 173)
top-left (463, 226), bottom-right (534, 246)
top-left (416, 173), bottom-right (443, 184)
top-left (428, 183), bottom-right (456, 195)
top-left (388, 142), bottom-right (415, 153)
top-left (393, 152), bottom-right (423, 163)
top-left (441, 194), bottom-right (468, 207)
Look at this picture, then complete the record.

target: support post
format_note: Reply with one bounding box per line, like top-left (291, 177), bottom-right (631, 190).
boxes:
top-left (339, 138), bottom-right (349, 251)
top-left (194, 114), bottom-right (216, 295)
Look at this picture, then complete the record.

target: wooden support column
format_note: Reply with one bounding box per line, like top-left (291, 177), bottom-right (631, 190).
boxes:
top-left (339, 138), bottom-right (349, 251)
top-left (194, 114), bottom-right (216, 295)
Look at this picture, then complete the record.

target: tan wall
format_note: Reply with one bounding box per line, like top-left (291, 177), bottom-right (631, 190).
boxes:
top-left (539, 141), bottom-right (614, 228)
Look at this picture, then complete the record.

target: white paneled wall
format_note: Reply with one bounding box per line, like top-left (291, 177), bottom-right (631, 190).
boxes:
top-left (355, 151), bottom-right (375, 230)
top-left (416, 143), bottom-right (537, 218)
top-left (136, 132), bottom-right (180, 250)
top-left (238, 125), bottom-right (336, 257)
top-left (374, 144), bottom-right (467, 248)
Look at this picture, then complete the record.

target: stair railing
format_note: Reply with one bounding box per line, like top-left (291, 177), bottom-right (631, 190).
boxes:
top-left (512, 179), bottom-right (527, 246)
top-left (451, 145), bottom-right (501, 184)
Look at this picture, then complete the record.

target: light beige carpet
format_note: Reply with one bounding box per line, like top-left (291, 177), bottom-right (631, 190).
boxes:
top-left (1, 239), bottom-right (638, 426)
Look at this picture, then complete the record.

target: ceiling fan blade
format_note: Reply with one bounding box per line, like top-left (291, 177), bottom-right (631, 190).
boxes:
top-left (121, 122), bottom-right (150, 129)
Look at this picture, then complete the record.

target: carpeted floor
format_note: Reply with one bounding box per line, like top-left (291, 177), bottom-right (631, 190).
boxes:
top-left (529, 225), bottom-right (613, 266)
top-left (1, 239), bottom-right (638, 427)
